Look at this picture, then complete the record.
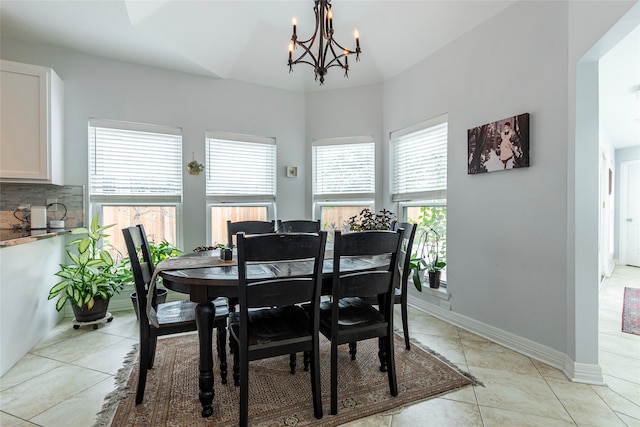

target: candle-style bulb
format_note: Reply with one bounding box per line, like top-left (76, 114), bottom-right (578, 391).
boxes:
top-left (354, 29), bottom-right (360, 48)
top-left (292, 17), bottom-right (297, 36)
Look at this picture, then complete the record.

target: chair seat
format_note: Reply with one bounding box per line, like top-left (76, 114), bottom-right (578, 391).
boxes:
top-left (156, 300), bottom-right (197, 326)
top-left (230, 305), bottom-right (311, 347)
top-left (318, 297), bottom-right (385, 330)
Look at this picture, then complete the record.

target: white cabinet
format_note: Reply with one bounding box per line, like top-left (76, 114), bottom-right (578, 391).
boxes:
top-left (0, 60), bottom-right (64, 184)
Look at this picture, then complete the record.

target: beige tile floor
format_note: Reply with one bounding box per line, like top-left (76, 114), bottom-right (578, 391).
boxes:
top-left (1, 265), bottom-right (638, 427)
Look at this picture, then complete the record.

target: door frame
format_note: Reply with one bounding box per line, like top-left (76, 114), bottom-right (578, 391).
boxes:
top-left (619, 159), bottom-right (640, 266)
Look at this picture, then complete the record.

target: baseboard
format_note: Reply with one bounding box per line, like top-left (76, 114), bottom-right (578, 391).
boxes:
top-left (563, 359), bottom-right (604, 385)
top-left (407, 295), bottom-right (604, 384)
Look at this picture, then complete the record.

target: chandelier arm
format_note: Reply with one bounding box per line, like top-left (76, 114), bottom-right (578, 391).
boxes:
top-left (292, 59), bottom-right (319, 68)
top-left (293, 41), bottom-right (319, 65)
top-left (324, 43), bottom-right (349, 69)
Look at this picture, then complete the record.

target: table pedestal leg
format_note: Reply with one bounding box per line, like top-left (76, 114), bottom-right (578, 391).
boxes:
top-left (196, 302), bottom-right (215, 417)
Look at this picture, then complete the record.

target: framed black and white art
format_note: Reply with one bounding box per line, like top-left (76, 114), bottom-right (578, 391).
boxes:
top-left (467, 113), bottom-right (530, 174)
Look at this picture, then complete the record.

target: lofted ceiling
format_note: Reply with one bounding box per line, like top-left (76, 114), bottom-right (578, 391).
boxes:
top-left (0, 0), bottom-right (638, 148)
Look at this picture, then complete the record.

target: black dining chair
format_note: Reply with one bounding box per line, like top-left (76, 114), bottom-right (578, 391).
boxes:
top-left (276, 219), bottom-right (321, 233)
top-left (226, 220), bottom-right (276, 318)
top-left (122, 225), bottom-right (230, 404)
top-left (229, 231), bottom-right (327, 427)
top-left (358, 221), bottom-right (416, 350)
top-left (226, 220), bottom-right (275, 248)
top-left (316, 229), bottom-right (403, 415)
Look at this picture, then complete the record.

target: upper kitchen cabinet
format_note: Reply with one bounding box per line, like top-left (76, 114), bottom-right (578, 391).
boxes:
top-left (0, 60), bottom-right (64, 185)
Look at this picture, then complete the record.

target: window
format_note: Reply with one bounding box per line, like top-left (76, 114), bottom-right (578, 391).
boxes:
top-left (206, 132), bottom-right (276, 245)
top-left (312, 136), bottom-right (375, 234)
top-left (88, 119), bottom-right (182, 258)
top-left (391, 115), bottom-right (448, 282)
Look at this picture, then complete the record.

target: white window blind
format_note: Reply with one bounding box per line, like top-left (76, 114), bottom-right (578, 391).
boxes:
top-left (313, 137), bottom-right (375, 200)
top-left (205, 133), bottom-right (276, 200)
top-left (89, 119), bottom-right (182, 199)
top-left (392, 117), bottom-right (447, 202)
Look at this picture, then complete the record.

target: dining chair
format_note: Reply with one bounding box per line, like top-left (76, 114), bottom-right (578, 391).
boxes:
top-left (226, 220), bottom-right (276, 319)
top-left (122, 225), bottom-right (230, 404)
top-left (316, 229), bottom-right (403, 415)
top-left (229, 231), bottom-right (327, 427)
top-left (276, 219), bottom-right (321, 233)
top-left (226, 220), bottom-right (275, 248)
top-left (359, 221), bottom-right (416, 350)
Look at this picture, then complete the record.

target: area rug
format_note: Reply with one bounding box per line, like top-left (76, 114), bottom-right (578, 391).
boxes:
top-left (95, 333), bottom-right (480, 427)
top-left (622, 287), bottom-right (640, 335)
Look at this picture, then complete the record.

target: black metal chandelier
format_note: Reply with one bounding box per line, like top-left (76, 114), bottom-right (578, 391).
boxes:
top-left (288, 0), bottom-right (361, 85)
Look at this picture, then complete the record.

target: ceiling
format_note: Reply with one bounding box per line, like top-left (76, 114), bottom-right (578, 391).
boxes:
top-left (0, 0), bottom-right (638, 148)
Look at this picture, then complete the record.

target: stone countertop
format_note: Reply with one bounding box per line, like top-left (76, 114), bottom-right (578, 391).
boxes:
top-left (0, 229), bottom-right (71, 248)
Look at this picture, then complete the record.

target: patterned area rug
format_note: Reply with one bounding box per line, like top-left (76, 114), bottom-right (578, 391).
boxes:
top-left (95, 332), bottom-right (480, 427)
top-left (622, 287), bottom-right (640, 335)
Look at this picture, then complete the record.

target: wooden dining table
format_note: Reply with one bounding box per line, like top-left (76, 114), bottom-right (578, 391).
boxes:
top-left (158, 248), bottom-right (391, 417)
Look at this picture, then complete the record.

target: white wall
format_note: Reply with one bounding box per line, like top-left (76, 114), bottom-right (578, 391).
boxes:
top-left (0, 39), bottom-right (308, 251)
top-left (0, 236), bottom-right (66, 375)
top-left (382, 0), bottom-right (636, 379)
top-left (305, 84), bottom-right (384, 215)
top-left (569, 0), bottom-right (638, 375)
top-left (384, 1), bottom-right (570, 352)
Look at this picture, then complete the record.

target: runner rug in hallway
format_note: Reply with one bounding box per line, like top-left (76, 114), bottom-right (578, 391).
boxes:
top-left (96, 332), bottom-right (480, 427)
top-left (622, 287), bottom-right (640, 335)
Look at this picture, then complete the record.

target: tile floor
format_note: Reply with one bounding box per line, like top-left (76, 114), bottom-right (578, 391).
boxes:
top-left (1, 265), bottom-right (638, 427)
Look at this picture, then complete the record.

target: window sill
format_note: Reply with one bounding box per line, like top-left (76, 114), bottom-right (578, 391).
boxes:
top-left (421, 285), bottom-right (450, 300)
top-left (410, 280), bottom-right (450, 300)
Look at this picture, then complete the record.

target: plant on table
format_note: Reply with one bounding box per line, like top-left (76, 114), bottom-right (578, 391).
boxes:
top-left (347, 208), bottom-right (395, 231)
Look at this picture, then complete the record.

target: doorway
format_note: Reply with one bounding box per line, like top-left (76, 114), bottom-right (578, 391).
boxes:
top-left (620, 160), bottom-right (640, 267)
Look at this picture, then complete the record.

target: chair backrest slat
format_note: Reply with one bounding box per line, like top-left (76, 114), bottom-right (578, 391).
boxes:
top-left (332, 230), bottom-right (403, 302)
top-left (122, 224), bottom-right (158, 321)
top-left (227, 220), bottom-right (275, 248)
top-left (237, 232), bottom-right (327, 310)
top-left (392, 221), bottom-right (417, 291)
top-left (276, 219), bottom-right (321, 233)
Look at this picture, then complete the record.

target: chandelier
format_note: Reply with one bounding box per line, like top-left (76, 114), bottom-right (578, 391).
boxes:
top-left (288, 0), bottom-right (361, 85)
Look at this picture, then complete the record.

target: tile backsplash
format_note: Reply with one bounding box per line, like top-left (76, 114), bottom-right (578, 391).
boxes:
top-left (0, 184), bottom-right (84, 229)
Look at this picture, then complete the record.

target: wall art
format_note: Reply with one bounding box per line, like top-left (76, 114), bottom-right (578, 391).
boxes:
top-left (467, 113), bottom-right (529, 174)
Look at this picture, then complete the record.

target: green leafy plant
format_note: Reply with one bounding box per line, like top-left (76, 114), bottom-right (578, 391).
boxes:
top-left (409, 253), bottom-right (428, 291)
top-left (348, 208), bottom-right (395, 231)
top-left (48, 214), bottom-right (122, 312)
top-left (187, 160), bottom-right (205, 173)
top-left (409, 227), bottom-right (446, 291)
top-left (423, 227), bottom-right (446, 272)
top-left (114, 240), bottom-right (183, 286)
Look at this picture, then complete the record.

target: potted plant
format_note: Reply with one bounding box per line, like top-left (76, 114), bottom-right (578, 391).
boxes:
top-left (187, 159), bottom-right (205, 175)
top-left (116, 240), bottom-right (182, 318)
top-left (347, 208), bottom-right (395, 231)
top-left (409, 253), bottom-right (428, 291)
top-left (409, 227), bottom-right (446, 290)
top-left (48, 214), bottom-right (123, 322)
